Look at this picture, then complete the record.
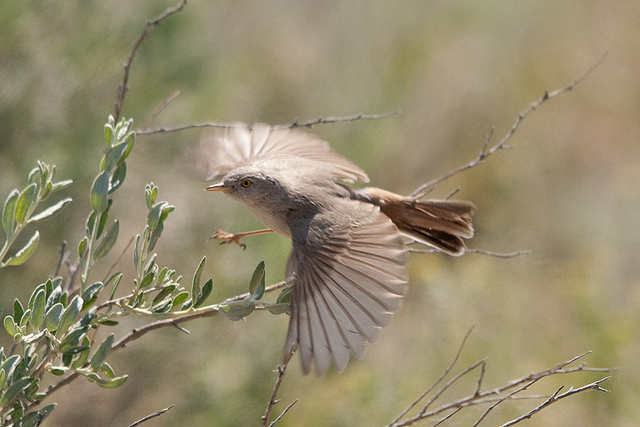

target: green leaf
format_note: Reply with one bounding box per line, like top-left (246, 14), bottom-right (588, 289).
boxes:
top-left (27, 166), bottom-right (41, 186)
top-left (85, 373), bottom-right (128, 388)
top-left (30, 288), bottom-right (46, 330)
top-left (133, 234), bottom-right (141, 269)
top-left (97, 318), bottom-right (119, 326)
top-left (99, 361), bottom-right (116, 378)
top-left (59, 326), bottom-right (90, 353)
top-left (13, 299), bottom-right (24, 324)
top-left (266, 302), bottom-right (290, 315)
top-left (152, 284), bottom-right (177, 306)
top-left (145, 183), bottom-right (158, 210)
top-left (0, 377), bottom-right (35, 407)
top-left (139, 272), bottom-right (154, 290)
top-left (95, 199), bottom-right (112, 239)
top-left (171, 291), bottom-right (189, 310)
top-left (1, 355), bottom-right (21, 379)
top-left (78, 237), bottom-right (88, 258)
top-left (191, 256), bottom-right (206, 302)
top-left (45, 285), bottom-right (63, 311)
top-left (3, 231), bottom-right (40, 267)
top-left (82, 282), bottom-right (104, 310)
top-left (2, 189), bottom-right (19, 236)
top-left (48, 366), bottom-right (68, 376)
top-left (159, 204), bottom-right (175, 223)
top-left (90, 172), bottom-right (109, 213)
top-left (147, 222), bottom-right (164, 252)
top-left (109, 163), bottom-right (127, 194)
top-left (106, 272), bottom-right (123, 301)
top-left (151, 299), bottom-right (172, 314)
top-left (147, 201), bottom-right (168, 232)
top-left (121, 131), bottom-right (135, 161)
top-left (28, 197), bottom-right (72, 223)
top-left (19, 309), bottom-right (31, 328)
top-left (249, 261), bottom-right (266, 300)
top-left (93, 220), bottom-right (119, 260)
top-left (4, 316), bottom-right (18, 337)
top-left (15, 183), bottom-right (38, 224)
top-left (194, 279), bottom-right (213, 308)
top-left (101, 141), bottom-right (129, 172)
top-left (276, 286), bottom-right (293, 305)
top-left (85, 211), bottom-right (97, 237)
top-left (51, 179), bottom-right (73, 193)
top-left (70, 337), bottom-right (91, 369)
top-left (220, 301), bottom-right (255, 321)
top-left (90, 334), bottom-right (114, 370)
top-left (105, 122), bottom-right (114, 145)
top-left (143, 253), bottom-right (157, 276)
top-left (56, 295), bottom-right (82, 338)
top-left (43, 303), bottom-right (64, 332)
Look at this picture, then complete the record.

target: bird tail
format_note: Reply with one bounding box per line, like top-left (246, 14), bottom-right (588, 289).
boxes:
top-left (358, 187), bottom-right (475, 256)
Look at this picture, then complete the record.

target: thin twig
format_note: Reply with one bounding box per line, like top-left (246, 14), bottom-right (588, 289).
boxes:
top-left (389, 326), bottom-right (475, 424)
top-left (135, 111), bottom-right (401, 135)
top-left (102, 235), bottom-right (135, 284)
top-left (500, 377), bottom-right (611, 427)
top-left (128, 405), bottom-right (175, 427)
top-left (407, 246), bottom-right (530, 259)
top-left (141, 90), bottom-right (181, 130)
top-left (388, 349), bottom-right (616, 427)
top-left (54, 241), bottom-right (68, 277)
top-left (410, 52), bottom-right (607, 198)
top-left (114, 0), bottom-right (187, 123)
top-left (269, 399), bottom-right (298, 427)
top-left (262, 349), bottom-right (295, 427)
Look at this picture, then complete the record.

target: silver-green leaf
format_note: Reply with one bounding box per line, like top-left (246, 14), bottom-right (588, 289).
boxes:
top-left (3, 231), bottom-right (40, 267)
top-left (90, 333), bottom-right (114, 370)
top-left (2, 189), bottom-right (19, 236)
top-left (90, 171), bottom-right (109, 213)
top-left (29, 198), bottom-right (72, 223)
top-left (15, 183), bottom-right (38, 224)
top-left (93, 220), bottom-right (119, 260)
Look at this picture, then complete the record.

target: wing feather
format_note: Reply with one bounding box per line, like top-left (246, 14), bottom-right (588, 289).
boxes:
top-left (198, 123), bottom-right (369, 183)
top-left (284, 204), bottom-right (408, 376)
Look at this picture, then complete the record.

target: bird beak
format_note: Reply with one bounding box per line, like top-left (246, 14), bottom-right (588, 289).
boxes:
top-left (206, 182), bottom-right (230, 193)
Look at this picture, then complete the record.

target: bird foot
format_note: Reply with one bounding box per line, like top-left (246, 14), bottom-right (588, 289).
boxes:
top-left (211, 229), bottom-right (247, 250)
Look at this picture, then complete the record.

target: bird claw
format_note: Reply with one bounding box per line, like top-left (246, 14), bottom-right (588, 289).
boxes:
top-left (211, 229), bottom-right (247, 250)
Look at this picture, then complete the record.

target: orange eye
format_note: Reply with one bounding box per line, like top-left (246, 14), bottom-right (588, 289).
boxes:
top-left (241, 179), bottom-right (252, 188)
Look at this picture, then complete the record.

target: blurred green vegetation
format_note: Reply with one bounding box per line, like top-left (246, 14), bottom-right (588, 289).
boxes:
top-left (1, 0), bottom-right (639, 425)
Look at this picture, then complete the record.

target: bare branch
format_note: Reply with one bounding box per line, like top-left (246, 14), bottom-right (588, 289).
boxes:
top-left (262, 349), bottom-right (296, 427)
top-left (389, 326), bottom-right (475, 424)
top-left (407, 246), bottom-right (530, 259)
top-left (269, 399), bottom-right (299, 427)
top-left (388, 345), bottom-right (616, 427)
top-left (141, 90), bottom-right (181, 130)
top-left (114, 0), bottom-right (187, 123)
top-left (500, 377), bottom-right (611, 427)
top-left (135, 111), bottom-right (401, 135)
top-left (128, 405), bottom-right (175, 427)
top-left (410, 52), bottom-right (607, 198)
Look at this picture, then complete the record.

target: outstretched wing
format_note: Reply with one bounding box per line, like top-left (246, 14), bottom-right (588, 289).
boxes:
top-left (283, 203), bottom-right (408, 376)
top-left (198, 123), bottom-right (369, 183)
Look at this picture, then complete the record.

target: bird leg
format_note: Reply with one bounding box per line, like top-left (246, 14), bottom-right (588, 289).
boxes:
top-left (210, 228), bottom-right (273, 250)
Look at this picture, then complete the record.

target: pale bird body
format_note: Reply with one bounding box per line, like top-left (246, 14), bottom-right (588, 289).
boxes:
top-left (204, 124), bottom-right (474, 376)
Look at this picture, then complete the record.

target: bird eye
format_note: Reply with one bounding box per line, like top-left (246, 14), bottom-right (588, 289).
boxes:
top-left (240, 179), bottom-right (252, 188)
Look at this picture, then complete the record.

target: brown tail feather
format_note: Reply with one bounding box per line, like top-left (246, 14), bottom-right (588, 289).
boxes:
top-left (358, 187), bottom-right (475, 256)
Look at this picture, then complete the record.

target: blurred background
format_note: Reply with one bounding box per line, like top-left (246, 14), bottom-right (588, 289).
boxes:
top-left (1, 0), bottom-right (639, 425)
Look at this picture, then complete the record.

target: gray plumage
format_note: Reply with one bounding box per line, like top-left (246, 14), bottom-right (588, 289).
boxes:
top-left (203, 123), bottom-right (473, 376)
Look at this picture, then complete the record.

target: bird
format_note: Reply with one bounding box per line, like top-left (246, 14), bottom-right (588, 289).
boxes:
top-left (202, 123), bottom-right (474, 376)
